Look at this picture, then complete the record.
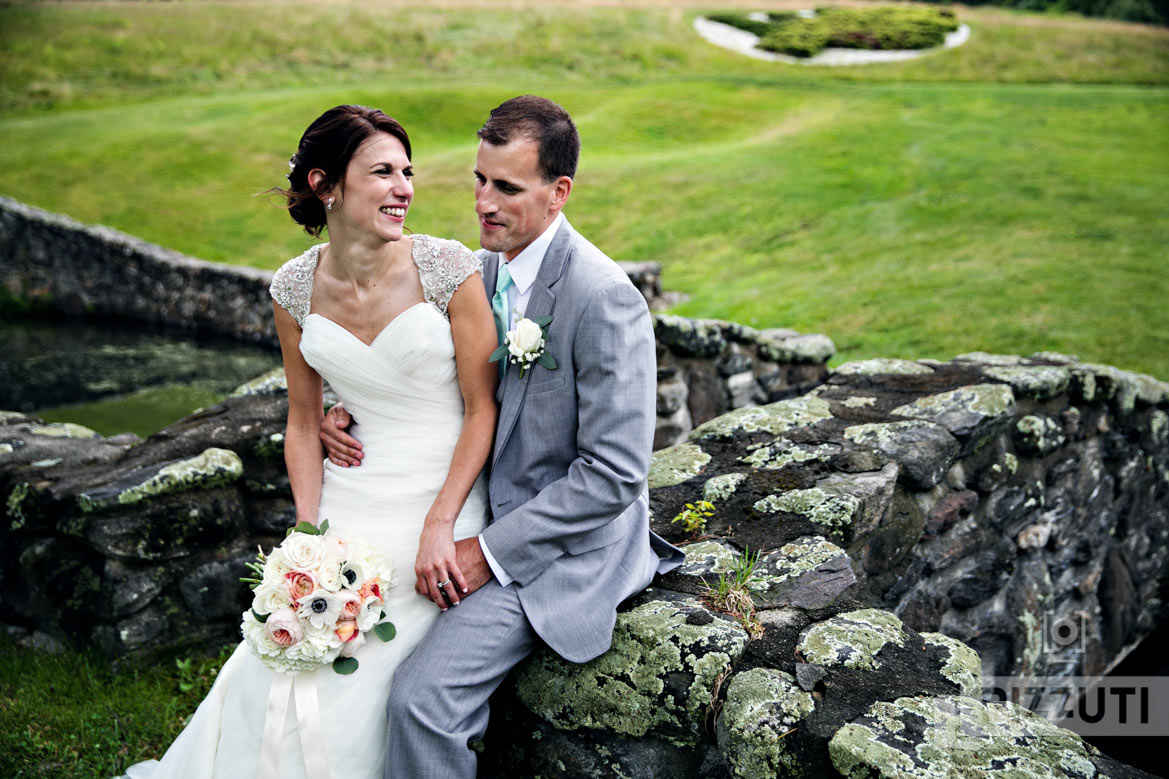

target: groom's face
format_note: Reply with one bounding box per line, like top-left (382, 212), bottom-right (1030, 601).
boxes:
top-left (474, 138), bottom-right (564, 261)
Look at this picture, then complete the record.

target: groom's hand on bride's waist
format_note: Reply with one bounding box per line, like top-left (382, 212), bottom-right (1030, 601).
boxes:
top-left (452, 538), bottom-right (493, 599)
top-left (321, 402), bottom-right (363, 467)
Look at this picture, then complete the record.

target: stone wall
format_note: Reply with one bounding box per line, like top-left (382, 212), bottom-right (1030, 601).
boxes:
top-left (0, 196), bottom-right (276, 344)
top-left (0, 195), bottom-right (834, 443)
top-left (3, 351), bottom-right (1166, 777)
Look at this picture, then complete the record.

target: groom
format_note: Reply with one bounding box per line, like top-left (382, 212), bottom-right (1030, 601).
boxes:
top-left (322, 95), bottom-right (682, 777)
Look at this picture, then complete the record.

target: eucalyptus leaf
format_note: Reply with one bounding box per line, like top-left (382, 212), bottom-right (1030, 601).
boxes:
top-left (251, 608), bottom-right (269, 624)
top-left (319, 518), bottom-right (330, 534)
top-left (532, 315), bottom-right (553, 328)
top-left (374, 621), bottom-right (397, 642)
top-left (488, 344), bottom-right (509, 363)
top-left (537, 351), bottom-right (557, 370)
top-left (333, 656), bottom-right (359, 675)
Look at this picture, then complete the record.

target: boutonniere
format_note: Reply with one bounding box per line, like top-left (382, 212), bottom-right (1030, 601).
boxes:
top-left (490, 314), bottom-right (557, 379)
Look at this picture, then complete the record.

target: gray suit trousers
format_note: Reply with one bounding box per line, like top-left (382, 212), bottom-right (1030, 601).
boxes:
top-left (383, 580), bottom-right (536, 779)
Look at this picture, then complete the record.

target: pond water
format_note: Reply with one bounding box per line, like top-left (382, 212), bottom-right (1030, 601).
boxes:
top-left (1, 317), bottom-right (283, 438)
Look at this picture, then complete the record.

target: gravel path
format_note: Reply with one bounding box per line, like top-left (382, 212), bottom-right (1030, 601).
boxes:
top-left (693, 15), bottom-right (971, 66)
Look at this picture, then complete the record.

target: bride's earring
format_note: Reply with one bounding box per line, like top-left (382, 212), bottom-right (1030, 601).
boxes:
top-left (325, 196), bottom-right (335, 212)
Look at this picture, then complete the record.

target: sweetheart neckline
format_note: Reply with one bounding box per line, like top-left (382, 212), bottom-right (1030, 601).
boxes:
top-left (306, 301), bottom-right (437, 348)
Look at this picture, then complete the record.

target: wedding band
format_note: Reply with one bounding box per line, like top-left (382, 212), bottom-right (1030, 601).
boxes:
top-left (436, 579), bottom-right (451, 588)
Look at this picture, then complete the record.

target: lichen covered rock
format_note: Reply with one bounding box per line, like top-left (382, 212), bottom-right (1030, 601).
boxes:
top-left (891, 384), bottom-right (1015, 453)
top-left (797, 608), bottom-right (907, 670)
top-left (28, 422), bottom-right (100, 439)
top-left (716, 668), bottom-right (815, 778)
top-left (829, 695), bottom-right (1114, 778)
top-left (1014, 414), bottom-right (1066, 456)
top-left (740, 439), bottom-right (839, 470)
top-left (703, 472), bottom-right (748, 503)
top-left (756, 332), bottom-right (835, 364)
top-left (919, 632), bottom-right (981, 697)
top-left (513, 599), bottom-right (748, 745)
top-left (690, 395), bottom-right (832, 440)
top-left (649, 443), bottom-right (712, 489)
top-left (833, 359), bottom-right (934, 377)
top-left (230, 366), bottom-right (287, 397)
top-left (654, 314), bottom-right (727, 358)
top-left (844, 420), bottom-right (959, 489)
top-left (755, 487), bottom-right (860, 532)
top-left (981, 365), bottom-right (1070, 400)
top-left (76, 447), bottom-right (244, 512)
top-left (752, 535), bottom-right (857, 610)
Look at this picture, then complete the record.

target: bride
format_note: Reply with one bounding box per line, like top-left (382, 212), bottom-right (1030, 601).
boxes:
top-left (125, 105), bottom-right (498, 778)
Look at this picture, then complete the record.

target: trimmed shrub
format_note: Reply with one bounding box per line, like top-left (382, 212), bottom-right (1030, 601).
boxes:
top-left (758, 7), bottom-right (960, 57)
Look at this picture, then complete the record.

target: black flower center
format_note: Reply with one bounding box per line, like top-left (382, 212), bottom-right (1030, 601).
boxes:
top-left (311, 598), bottom-right (328, 613)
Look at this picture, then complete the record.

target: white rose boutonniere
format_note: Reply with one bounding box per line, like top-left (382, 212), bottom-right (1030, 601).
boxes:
top-left (490, 314), bottom-right (557, 379)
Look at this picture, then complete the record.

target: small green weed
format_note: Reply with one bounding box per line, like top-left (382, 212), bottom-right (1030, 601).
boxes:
top-left (671, 500), bottom-right (716, 538)
top-left (703, 545), bottom-right (765, 639)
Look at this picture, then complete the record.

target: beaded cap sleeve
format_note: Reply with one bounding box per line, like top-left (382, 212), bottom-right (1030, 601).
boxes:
top-left (269, 244), bottom-right (322, 328)
top-left (412, 235), bottom-right (482, 318)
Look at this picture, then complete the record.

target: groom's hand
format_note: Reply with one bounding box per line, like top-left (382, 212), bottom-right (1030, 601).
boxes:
top-left (321, 402), bottom-right (363, 467)
top-left (453, 537), bottom-right (493, 597)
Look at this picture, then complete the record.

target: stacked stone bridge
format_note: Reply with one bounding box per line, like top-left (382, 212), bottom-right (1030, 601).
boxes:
top-left (3, 351), bottom-right (1165, 777)
top-left (3, 197), bottom-right (1167, 776)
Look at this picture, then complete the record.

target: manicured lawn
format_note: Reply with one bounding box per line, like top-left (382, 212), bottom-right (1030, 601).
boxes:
top-left (0, 2), bottom-right (1166, 380)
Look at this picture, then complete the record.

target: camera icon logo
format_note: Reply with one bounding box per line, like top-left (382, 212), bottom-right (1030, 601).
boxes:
top-left (1042, 611), bottom-right (1086, 655)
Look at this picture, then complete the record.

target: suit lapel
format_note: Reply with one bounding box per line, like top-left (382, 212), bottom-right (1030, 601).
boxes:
top-left (492, 219), bottom-right (575, 465)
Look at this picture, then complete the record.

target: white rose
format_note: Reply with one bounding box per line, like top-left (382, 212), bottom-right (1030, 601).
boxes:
top-left (317, 563), bottom-right (344, 592)
top-left (509, 318), bottom-right (544, 355)
top-left (282, 533), bottom-right (326, 572)
top-left (261, 548), bottom-right (291, 586)
top-left (321, 528), bottom-right (349, 562)
top-left (252, 582), bottom-right (292, 614)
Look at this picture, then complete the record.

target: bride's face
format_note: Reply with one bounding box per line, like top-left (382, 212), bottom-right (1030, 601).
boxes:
top-left (331, 132), bottom-right (414, 243)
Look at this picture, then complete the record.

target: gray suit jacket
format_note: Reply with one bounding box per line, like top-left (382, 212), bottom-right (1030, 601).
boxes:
top-left (478, 218), bottom-right (683, 663)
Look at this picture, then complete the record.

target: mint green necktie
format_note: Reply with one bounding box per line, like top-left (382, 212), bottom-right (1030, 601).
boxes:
top-left (492, 263), bottom-right (514, 377)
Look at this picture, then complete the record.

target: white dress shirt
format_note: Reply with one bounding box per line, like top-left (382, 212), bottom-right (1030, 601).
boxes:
top-left (478, 212), bottom-right (565, 587)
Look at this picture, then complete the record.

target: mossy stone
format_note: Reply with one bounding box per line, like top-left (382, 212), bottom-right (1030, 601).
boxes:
top-left (797, 608), bottom-right (906, 670)
top-left (717, 668), bottom-right (816, 778)
top-left (649, 443), bottom-right (712, 489)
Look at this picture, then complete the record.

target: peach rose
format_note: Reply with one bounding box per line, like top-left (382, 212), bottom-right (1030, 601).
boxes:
top-left (339, 591), bottom-right (362, 620)
top-left (265, 607), bottom-right (303, 648)
top-left (358, 579), bottom-right (382, 602)
top-left (335, 620), bottom-right (359, 643)
top-left (285, 571), bottom-right (316, 601)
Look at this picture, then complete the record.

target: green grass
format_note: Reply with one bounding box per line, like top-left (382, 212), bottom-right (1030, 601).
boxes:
top-left (0, 2), bottom-right (1166, 380)
top-left (37, 384), bottom-right (228, 438)
top-left (0, 636), bottom-right (234, 777)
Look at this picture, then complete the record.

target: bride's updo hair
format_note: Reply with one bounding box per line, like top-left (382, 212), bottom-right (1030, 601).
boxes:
top-left (278, 105), bottom-right (412, 237)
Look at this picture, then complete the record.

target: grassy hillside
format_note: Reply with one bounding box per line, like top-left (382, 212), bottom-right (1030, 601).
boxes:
top-left (0, 1), bottom-right (1166, 378)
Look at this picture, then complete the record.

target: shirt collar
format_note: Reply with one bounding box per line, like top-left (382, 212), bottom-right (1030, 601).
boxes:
top-left (497, 212), bottom-right (564, 295)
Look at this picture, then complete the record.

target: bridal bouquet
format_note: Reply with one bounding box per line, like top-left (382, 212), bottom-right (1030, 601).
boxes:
top-left (240, 520), bottom-right (397, 675)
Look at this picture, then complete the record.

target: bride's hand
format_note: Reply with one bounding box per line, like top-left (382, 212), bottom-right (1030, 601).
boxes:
top-left (414, 519), bottom-right (468, 610)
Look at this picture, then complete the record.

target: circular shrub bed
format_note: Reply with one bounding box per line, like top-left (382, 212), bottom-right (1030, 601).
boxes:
top-left (707, 7), bottom-right (960, 58)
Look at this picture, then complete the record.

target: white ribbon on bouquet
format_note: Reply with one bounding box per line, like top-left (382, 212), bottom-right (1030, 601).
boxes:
top-left (258, 672), bottom-right (331, 779)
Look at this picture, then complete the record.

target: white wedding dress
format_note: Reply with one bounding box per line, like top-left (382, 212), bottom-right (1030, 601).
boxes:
top-left (126, 235), bottom-right (488, 779)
